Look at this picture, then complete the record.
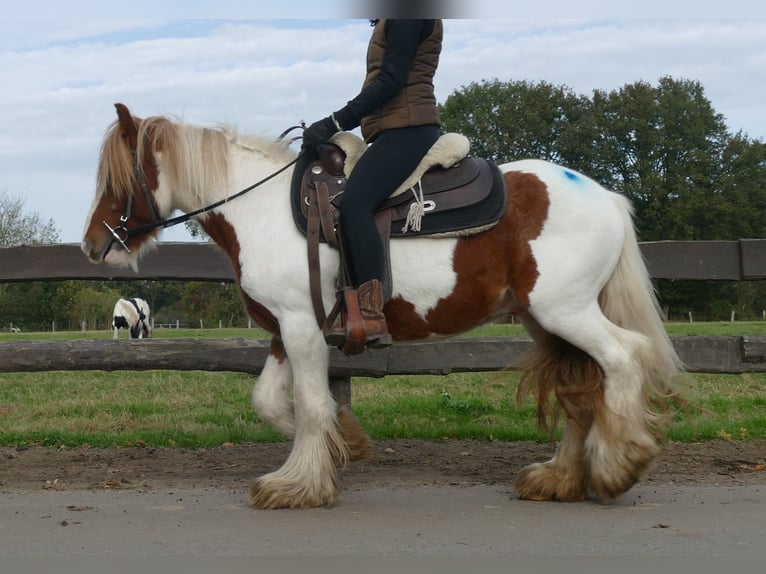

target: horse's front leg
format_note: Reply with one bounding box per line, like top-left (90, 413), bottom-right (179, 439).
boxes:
top-left (252, 337), bottom-right (373, 461)
top-left (251, 336), bottom-right (296, 436)
top-left (249, 322), bottom-right (348, 509)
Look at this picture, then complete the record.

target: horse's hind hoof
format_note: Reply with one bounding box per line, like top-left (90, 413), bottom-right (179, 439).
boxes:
top-left (248, 478), bottom-right (336, 509)
top-left (515, 461), bottom-right (587, 502)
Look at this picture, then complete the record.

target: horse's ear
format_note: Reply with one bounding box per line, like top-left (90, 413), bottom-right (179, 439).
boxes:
top-left (114, 103), bottom-right (138, 147)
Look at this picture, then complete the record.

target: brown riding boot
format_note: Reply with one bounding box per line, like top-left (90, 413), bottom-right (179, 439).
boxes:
top-left (357, 279), bottom-right (392, 348)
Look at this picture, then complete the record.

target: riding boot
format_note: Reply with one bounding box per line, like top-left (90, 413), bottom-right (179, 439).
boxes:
top-left (357, 279), bottom-right (392, 348)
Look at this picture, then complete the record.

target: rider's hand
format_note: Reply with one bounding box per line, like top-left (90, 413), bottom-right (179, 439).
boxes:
top-left (302, 116), bottom-right (339, 149)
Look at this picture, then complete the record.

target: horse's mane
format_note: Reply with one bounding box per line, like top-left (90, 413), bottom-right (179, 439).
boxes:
top-left (97, 114), bottom-right (295, 204)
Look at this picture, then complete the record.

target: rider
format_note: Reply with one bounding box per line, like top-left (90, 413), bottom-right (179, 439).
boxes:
top-left (302, 18), bottom-right (443, 348)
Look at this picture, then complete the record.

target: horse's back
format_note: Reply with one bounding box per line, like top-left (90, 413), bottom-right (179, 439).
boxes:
top-left (500, 159), bottom-right (625, 237)
top-left (500, 159), bottom-right (612, 198)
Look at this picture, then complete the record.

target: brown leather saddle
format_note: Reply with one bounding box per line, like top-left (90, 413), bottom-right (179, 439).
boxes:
top-left (289, 142), bottom-right (507, 353)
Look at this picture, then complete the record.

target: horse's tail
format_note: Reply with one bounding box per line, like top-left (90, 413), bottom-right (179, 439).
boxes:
top-left (600, 193), bottom-right (683, 396)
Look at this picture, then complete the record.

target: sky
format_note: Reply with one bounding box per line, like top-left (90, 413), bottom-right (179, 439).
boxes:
top-left (1, 1), bottom-right (765, 244)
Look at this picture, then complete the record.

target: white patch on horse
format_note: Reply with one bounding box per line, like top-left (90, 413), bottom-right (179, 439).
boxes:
top-left (389, 237), bottom-right (458, 317)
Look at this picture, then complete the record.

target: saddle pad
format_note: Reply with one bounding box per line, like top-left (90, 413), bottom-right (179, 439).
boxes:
top-left (292, 156), bottom-right (508, 241)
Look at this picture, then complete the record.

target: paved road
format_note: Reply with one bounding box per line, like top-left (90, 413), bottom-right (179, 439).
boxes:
top-left (0, 482), bottom-right (762, 557)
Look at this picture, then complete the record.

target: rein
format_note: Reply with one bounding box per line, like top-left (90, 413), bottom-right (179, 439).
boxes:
top-left (101, 124), bottom-right (307, 257)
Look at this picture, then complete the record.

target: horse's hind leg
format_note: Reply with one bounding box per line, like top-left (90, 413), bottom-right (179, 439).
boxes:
top-left (520, 305), bottom-right (659, 500)
top-left (514, 314), bottom-right (592, 502)
top-left (583, 325), bottom-right (660, 499)
top-left (516, 418), bottom-right (590, 502)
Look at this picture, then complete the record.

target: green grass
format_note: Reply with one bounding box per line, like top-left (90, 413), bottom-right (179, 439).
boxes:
top-left (0, 322), bottom-right (764, 448)
top-left (0, 327), bottom-right (272, 342)
top-left (0, 370), bottom-right (283, 448)
top-left (0, 368), bottom-right (764, 448)
top-left (1, 320), bottom-right (764, 342)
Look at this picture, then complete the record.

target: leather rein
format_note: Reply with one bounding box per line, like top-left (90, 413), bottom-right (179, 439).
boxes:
top-left (101, 125), bottom-right (306, 259)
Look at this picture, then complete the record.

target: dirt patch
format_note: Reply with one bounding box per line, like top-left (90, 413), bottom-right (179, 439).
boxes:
top-left (1, 439), bottom-right (764, 493)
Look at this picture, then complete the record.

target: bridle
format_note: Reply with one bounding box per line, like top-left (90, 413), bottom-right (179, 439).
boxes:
top-left (100, 124), bottom-right (306, 259)
top-left (101, 148), bottom-right (160, 257)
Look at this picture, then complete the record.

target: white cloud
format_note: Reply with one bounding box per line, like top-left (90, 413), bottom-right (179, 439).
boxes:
top-left (0, 17), bottom-right (765, 242)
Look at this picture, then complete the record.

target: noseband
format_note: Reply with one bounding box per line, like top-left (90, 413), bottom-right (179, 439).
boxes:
top-left (100, 125), bottom-right (306, 260)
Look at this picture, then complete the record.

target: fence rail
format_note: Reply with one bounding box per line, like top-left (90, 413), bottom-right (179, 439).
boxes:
top-left (2, 240), bottom-right (766, 282)
top-left (1, 335), bottom-right (765, 375)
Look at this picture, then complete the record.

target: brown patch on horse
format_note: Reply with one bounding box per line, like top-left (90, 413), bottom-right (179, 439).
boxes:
top-left (200, 212), bottom-right (281, 336)
top-left (386, 171), bottom-right (550, 339)
top-left (268, 335), bottom-right (287, 363)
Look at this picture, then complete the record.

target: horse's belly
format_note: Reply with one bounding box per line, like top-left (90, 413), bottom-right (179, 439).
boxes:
top-left (386, 235), bottom-right (511, 339)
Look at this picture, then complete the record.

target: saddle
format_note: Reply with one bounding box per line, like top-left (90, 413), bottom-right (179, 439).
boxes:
top-left (290, 132), bottom-right (507, 354)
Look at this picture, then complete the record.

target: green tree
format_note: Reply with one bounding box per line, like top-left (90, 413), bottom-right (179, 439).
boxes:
top-left (180, 281), bottom-right (245, 327)
top-left (713, 135), bottom-right (766, 239)
top-left (439, 79), bottom-right (596, 168)
top-left (589, 77), bottom-right (731, 241)
top-left (72, 285), bottom-right (122, 330)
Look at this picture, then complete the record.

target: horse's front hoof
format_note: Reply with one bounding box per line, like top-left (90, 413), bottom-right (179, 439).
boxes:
top-left (248, 475), bottom-right (337, 509)
top-left (515, 461), bottom-right (587, 502)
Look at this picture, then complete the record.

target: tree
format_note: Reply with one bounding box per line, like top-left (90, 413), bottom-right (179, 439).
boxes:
top-left (439, 79), bottom-right (596, 169)
top-left (0, 191), bottom-right (64, 330)
top-left (0, 190), bottom-right (60, 246)
top-left (589, 77), bottom-right (731, 241)
top-left (180, 281), bottom-right (245, 327)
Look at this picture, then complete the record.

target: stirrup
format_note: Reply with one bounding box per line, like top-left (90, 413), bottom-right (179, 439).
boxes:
top-left (365, 332), bottom-right (392, 349)
top-left (322, 288), bottom-right (367, 355)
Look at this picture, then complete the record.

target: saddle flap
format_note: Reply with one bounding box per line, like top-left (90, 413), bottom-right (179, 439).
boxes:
top-left (378, 157), bottom-right (486, 212)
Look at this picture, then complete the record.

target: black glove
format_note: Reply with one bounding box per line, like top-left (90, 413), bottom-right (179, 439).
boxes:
top-left (302, 116), bottom-right (339, 149)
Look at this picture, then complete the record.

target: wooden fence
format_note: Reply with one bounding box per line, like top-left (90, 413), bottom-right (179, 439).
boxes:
top-left (2, 240), bottom-right (766, 282)
top-left (1, 241), bottom-right (766, 404)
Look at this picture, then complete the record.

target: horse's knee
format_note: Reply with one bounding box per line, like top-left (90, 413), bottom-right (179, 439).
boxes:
top-left (251, 383), bottom-right (277, 419)
top-left (252, 380), bottom-right (295, 435)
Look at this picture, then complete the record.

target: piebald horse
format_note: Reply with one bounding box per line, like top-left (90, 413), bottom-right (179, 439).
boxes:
top-left (82, 103), bottom-right (681, 509)
top-left (112, 297), bottom-right (152, 339)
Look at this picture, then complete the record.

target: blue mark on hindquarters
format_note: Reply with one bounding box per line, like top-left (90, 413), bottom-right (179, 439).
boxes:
top-left (563, 169), bottom-right (581, 183)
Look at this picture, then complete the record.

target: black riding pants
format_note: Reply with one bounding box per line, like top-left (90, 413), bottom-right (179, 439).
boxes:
top-left (339, 124), bottom-right (440, 286)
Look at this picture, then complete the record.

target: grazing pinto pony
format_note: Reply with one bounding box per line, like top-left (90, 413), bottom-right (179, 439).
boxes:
top-left (112, 297), bottom-right (151, 339)
top-left (82, 103), bottom-right (681, 509)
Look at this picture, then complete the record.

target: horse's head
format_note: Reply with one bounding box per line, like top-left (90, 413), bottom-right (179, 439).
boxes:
top-left (81, 103), bottom-right (164, 268)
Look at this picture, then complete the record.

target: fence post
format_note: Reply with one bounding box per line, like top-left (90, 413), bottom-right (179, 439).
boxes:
top-left (329, 377), bottom-right (351, 407)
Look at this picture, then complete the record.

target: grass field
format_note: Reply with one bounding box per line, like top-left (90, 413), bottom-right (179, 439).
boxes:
top-left (0, 323), bottom-right (764, 447)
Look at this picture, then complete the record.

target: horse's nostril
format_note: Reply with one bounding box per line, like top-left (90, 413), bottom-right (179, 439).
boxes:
top-left (81, 238), bottom-right (101, 261)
